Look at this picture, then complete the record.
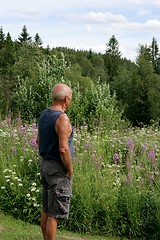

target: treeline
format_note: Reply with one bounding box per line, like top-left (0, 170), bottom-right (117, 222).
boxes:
top-left (0, 25), bottom-right (160, 126)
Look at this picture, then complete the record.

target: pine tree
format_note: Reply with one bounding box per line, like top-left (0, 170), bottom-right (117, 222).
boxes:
top-left (106, 35), bottom-right (121, 56)
top-left (34, 33), bottom-right (43, 46)
top-left (5, 32), bottom-right (12, 45)
top-left (104, 35), bottom-right (122, 82)
top-left (149, 37), bottom-right (160, 74)
top-left (0, 27), bottom-right (5, 49)
top-left (18, 25), bottom-right (32, 43)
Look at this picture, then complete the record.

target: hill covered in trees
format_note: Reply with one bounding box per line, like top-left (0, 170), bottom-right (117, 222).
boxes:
top-left (0, 25), bottom-right (160, 126)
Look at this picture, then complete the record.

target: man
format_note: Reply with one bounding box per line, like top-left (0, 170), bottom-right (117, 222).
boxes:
top-left (37, 83), bottom-right (74, 240)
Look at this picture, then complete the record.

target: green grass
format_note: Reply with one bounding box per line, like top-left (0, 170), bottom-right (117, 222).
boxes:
top-left (0, 212), bottom-right (125, 240)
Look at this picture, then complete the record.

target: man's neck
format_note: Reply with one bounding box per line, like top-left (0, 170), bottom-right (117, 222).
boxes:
top-left (51, 103), bottom-right (65, 112)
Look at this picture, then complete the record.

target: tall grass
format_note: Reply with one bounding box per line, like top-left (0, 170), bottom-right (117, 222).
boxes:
top-left (0, 118), bottom-right (160, 239)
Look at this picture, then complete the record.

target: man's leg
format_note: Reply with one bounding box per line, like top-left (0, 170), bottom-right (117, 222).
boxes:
top-left (46, 216), bottom-right (58, 240)
top-left (40, 211), bottom-right (48, 240)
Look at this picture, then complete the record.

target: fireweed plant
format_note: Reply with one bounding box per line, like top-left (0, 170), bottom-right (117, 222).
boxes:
top-left (0, 117), bottom-right (160, 239)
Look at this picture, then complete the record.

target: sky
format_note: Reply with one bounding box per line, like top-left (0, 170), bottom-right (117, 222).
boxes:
top-left (1, 0), bottom-right (160, 61)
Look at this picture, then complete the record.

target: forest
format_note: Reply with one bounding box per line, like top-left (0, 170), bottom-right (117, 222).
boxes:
top-left (0, 25), bottom-right (160, 126)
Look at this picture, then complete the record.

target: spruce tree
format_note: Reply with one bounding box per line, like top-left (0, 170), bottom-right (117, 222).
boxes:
top-left (149, 37), bottom-right (160, 74)
top-left (18, 25), bottom-right (32, 43)
top-left (104, 35), bottom-right (122, 82)
top-left (34, 33), bottom-right (43, 46)
top-left (0, 27), bottom-right (5, 49)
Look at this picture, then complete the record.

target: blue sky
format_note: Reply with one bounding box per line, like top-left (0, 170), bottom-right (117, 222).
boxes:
top-left (1, 0), bottom-right (160, 61)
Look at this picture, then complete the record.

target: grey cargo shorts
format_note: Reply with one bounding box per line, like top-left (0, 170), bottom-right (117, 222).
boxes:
top-left (40, 159), bottom-right (72, 219)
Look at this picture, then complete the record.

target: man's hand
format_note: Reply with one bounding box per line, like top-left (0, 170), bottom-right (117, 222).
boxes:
top-left (66, 169), bottom-right (73, 179)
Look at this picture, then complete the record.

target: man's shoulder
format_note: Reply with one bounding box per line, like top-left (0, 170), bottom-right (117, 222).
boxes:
top-left (58, 113), bottom-right (70, 124)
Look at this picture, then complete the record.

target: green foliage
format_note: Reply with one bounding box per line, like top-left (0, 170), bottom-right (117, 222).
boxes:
top-left (125, 44), bottom-right (160, 125)
top-left (13, 53), bottom-right (66, 121)
top-left (1, 25), bottom-right (160, 126)
top-left (1, 120), bottom-right (160, 239)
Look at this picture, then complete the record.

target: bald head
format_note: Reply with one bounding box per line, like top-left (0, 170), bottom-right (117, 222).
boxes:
top-left (51, 83), bottom-right (72, 101)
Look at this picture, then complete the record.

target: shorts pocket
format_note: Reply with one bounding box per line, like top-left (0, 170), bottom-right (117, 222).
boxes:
top-left (56, 189), bottom-right (72, 217)
top-left (55, 178), bottom-right (72, 216)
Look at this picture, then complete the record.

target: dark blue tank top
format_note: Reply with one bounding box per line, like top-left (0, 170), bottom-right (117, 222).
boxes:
top-left (38, 108), bottom-right (74, 161)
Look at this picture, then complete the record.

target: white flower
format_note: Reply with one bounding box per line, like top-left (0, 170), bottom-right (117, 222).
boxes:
top-left (33, 203), bottom-right (39, 207)
top-left (31, 187), bottom-right (36, 192)
top-left (26, 193), bottom-right (30, 198)
top-left (37, 173), bottom-right (40, 176)
top-left (32, 197), bottom-right (36, 201)
top-left (6, 179), bottom-right (10, 182)
top-left (36, 189), bottom-right (40, 193)
top-left (3, 169), bottom-right (9, 173)
top-left (4, 175), bottom-right (10, 178)
top-left (10, 183), bottom-right (14, 186)
top-left (18, 183), bottom-right (23, 187)
top-left (32, 182), bottom-right (36, 186)
top-left (1, 186), bottom-right (5, 189)
top-left (28, 159), bottom-right (32, 163)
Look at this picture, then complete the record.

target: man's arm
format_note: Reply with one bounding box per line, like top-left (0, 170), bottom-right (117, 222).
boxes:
top-left (56, 114), bottom-right (73, 178)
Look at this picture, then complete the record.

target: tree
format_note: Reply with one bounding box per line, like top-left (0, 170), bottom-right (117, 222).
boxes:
top-left (18, 25), bottom-right (32, 43)
top-left (125, 44), bottom-right (155, 125)
top-left (34, 33), bottom-right (43, 46)
top-left (0, 27), bottom-right (5, 49)
top-left (149, 37), bottom-right (160, 74)
top-left (104, 35), bottom-right (122, 82)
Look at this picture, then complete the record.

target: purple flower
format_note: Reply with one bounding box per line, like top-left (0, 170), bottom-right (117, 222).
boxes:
top-left (114, 153), bottom-right (119, 163)
top-left (142, 142), bottom-right (148, 151)
top-left (148, 149), bottom-right (155, 160)
top-left (154, 144), bottom-right (157, 149)
top-left (127, 172), bottom-right (132, 183)
top-left (18, 125), bottom-right (26, 133)
top-left (148, 149), bottom-right (158, 171)
top-left (84, 142), bottom-right (90, 150)
top-left (30, 138), bottom-right (38, 148)
top-left (126, 138), bottom-right (134, 150)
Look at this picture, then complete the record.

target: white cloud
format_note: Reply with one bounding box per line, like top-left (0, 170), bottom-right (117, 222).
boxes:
top-left (130, 0), bottom-right (155, 4)
top-left (143, 19), bottom-right (160, 30)
top-left (1, 0), bottom-right (160, 61)
top-left (85, 24), bottom-right (93, 32)
top-left (155, 0), bottom-right (160, 7)
top-left (71, 12), bottom-right (128, 24)
top-left (137, 9), bottom-right (151, 16)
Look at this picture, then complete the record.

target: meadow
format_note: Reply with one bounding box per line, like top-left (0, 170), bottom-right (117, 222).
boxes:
top-left (0, 116), bottom-right (160, 239)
